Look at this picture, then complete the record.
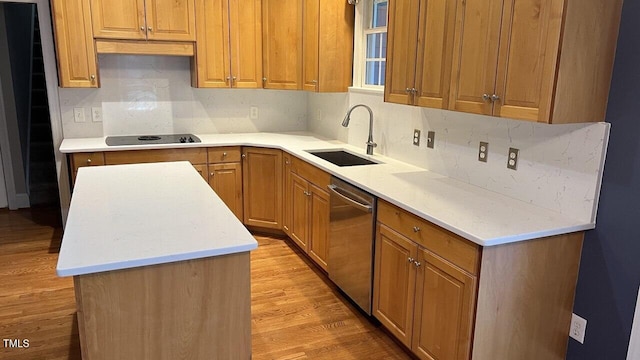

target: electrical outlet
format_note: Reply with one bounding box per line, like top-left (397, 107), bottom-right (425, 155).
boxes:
top-left (478, 142), bottom-right (488, 162)
top-left (426, 131), bottom-right (435, 149)
top-left (570, 313), bottom-right (587, 344)
top-left (73, 108), bottom-right (86, 123)
top-left (91, 107), bottom-right (102, 122)
top-left (250, 106), bottom-right (259, 120)
top-left (507, 147), bottom-right (519, 170)
top-left (413, 129), bottom-right (421, 146)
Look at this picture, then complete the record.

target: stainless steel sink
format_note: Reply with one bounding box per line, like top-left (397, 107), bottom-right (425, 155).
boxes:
top-left (306, 149), bottom-right (380, 167)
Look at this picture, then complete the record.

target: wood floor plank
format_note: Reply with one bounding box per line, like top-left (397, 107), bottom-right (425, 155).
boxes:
top-left (0, 208), bottom-right (411, 359)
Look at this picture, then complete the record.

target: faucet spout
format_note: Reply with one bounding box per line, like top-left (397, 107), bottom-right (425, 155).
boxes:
top-left (342, 104), bottom-right (377, 155)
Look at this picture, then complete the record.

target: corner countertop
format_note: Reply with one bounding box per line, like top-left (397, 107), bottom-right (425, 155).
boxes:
top-left (56, 161), bottom-right (257, 277)
top-left (59, 132), bottom-right (593, 247)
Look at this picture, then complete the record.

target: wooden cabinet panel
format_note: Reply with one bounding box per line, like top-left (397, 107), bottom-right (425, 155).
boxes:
top-left (373, 224), bottom-right (418, 348)
top-left (317, 1), bottom-right (354, 92)
top-left (195, 0), bottom-right (261, 88)
top-left (384, 0), bottom-right (420, 105)
top-left (262, 0), bottom-right (303, 90)
top-left (302, 0), bottom-right (320, 92)
top-left (412, 249), bottom-right (476, 360)
top-left (449, 0), bottom-right (503, 116)
top-left (104, 148), bottom-right (207, 165)
top-left (290, 173), bottom-right (309, 250)
top-left (494, 0), bottom-right (564, 122)
top-left (414, 0), bottom-right (458, 109)
top-left (70, 152), bottom-right (105, 184)
top-left (90, 0), bottom-right (146, 40)
top-left (242, 147), bottom-right (282, 229)
top-left (377, 200), bottom-right (480, 275)
top-left (282, 154), bottom-right (293, 236)
top-left (308, 183), bottom-right (329, 271)
top-left (145, 0), bottom-right (196, 41)
top-left (208, 163), bottom-right (243, 221)
top-left (208, 147), bottom-right (242, 163)
top-left (51, 0), bottom-right (99, 88)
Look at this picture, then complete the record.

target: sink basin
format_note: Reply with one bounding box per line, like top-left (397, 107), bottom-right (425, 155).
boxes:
top-left (306, 149), bottom-right (380, 167)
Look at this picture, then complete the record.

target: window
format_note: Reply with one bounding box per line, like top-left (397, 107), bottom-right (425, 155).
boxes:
top-left (353, 0), bottom-right (388, 90)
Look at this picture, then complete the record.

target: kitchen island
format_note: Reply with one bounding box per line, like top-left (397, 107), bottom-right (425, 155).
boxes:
top-left (56, 161), bottom-right (257, 360)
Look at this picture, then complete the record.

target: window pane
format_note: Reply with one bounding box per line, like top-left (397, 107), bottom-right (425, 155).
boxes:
top-left (372, 0), bottom-right (388, 28)
top-left (381, 32), bottom-right (387, 58)
top-left (365, 60), bottom-right (386, 86)
top-left (366, 33), bottom-right (383, 58)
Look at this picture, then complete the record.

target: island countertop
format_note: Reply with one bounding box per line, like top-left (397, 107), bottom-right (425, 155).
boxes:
top-left (60, 132), bottom-right (593, 247)
top-left (56, 161), bottom-right (258, 277)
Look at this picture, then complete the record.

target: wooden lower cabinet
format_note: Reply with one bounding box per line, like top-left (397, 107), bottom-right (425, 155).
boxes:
top-left (282, 154), bottom-right (293, 235)
top-left (373, 223), bottom-right (477, 359)
top-left (290, 172), bottom-right (309, 249)
top-left (242, 147), bottom-right (283, 229)
top-left (307, 183), bottom-right (329, 270)
top-left (208, 163), bottom-right (243, 221)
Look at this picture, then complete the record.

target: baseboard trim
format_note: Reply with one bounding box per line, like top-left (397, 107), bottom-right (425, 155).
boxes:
top-left (14, 193), bottom-right (30, 209)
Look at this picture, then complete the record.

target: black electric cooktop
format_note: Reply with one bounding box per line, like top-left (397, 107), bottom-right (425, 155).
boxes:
top-left (105, 134), bottom-right (201, 146)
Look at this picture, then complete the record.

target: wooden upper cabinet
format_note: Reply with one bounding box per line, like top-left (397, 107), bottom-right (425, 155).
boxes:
top-left (195, 0), bottom-right (262, 88)
top-left (51, 0), bottom-right (99, 88)
top-left (385, 0), bottom-right (457, 108)
top-left (303, 0), bottom-right (355, 92)
top-left (262, 0), bottom-right (303, 90)
top-left (90, 0), bottom-right (195, 41)
top-left (449, 0), bottom-right (623, 123)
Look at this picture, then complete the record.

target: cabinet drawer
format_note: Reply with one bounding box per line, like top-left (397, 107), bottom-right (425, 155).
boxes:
top-left (104, 148), bottom-right (207, 165)
top-left (208, 147), bottom-right (241, 163)
top-left (377, 200), bottom-right (480, 275)
top-left (72, 152), bottom-right (105, 168)
top-left (291, 156), bottom-right (330, 189)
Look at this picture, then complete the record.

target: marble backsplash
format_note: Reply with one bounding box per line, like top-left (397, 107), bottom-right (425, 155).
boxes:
top-left (308, 90), bottom-right (609, 223)
top-left (58, 55), bottom-right (308, 138)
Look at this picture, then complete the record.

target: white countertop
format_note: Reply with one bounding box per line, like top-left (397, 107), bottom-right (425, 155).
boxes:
top-left (56, 161), bottom-right (257, 277)
top-left (60, 132), bottom-right (593, 246)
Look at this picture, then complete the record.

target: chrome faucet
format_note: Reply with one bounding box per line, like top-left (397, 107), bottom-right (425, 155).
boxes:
top-left (342, 104), bottom-right (377, 155)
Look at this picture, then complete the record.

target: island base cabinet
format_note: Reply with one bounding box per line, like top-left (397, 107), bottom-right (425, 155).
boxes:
top-left (73, 253), bottom-right (251, 360)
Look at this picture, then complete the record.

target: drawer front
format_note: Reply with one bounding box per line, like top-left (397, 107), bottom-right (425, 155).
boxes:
top-left (291, 156), bottom-right (330, 189)
top-left (208, 147), bottom-right (242, 163)
top-left (72, 152), bottom-right (105, 168)
top-left (377, 200), bottom-right (480, 275)
top-left (104, 148), bottom-right (207, 165)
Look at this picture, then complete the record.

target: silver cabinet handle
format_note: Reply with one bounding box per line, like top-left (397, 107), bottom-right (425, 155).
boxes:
top-left (327, 184), bottom-right (373, 213)
top-left (414, 260), bottom-right (422, 268)
top-left (482, 94), bottom-right (491, 102)
top-left (411, 88), bottom-right (418, 94)
top-left (408, 257), bottom-right (415, 263)
top-left (405, 88), bottom-right (411, 94)
top-left (232, 76), bottom-right (237, 81)
top-left (241, 154), bottom-right (246, 159)
top-left (90, 74), bottom-right (96, 82)
top-left (140, 26), bottom-right (145, 31)
top-left (413, 226), bottom-right (421, 233)
top-left (262, 77), bottom-right (267, 82)
top-left (86, 158), bottom-right (92, 164)
top-left (491, 94), bottom-right (501, 102)
top-left (210, 172), bottom-right (215, 177)
top-left (226, 76), bottom-right (231, 81)
top-left (285, 160), bottom-right (290, 165)
top-left (222, 152), bottom-right (228, 157)
top-left (147, 27), bottom-right (153, 32)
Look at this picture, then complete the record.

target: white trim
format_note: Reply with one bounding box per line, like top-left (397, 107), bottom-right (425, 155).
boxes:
top-left (0, 0), bottom-right (71, 223)
top-left (348, 86), bottom-right (384, 96)
top-left (352, 0), bottom-right (386, 90)
top-left (628, 285), bottom-right (640, 360)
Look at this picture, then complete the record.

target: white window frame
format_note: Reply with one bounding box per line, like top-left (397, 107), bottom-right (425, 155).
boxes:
top-left (352, 0), bottom-right (387, 92)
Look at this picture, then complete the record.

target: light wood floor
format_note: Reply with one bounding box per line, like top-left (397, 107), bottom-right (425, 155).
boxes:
top-left (0, 208), bottom-right (411, 359)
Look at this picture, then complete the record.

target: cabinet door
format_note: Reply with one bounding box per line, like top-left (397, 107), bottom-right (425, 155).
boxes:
top-left (373, 223), bottom-right (419, 348)
top-left (192, 164), bottom-right (208, 181)
top-left (262, 0), bottom-right (303, 90)
top-left (384, 0), bottom-right (420, 105)
top-left (145, 0), bottom-right (196, 41)
top-left (493, 0), bottom-right (564, 122)
top-left (229, 0), bottom-right (263, 88)
top-left (90, 0), bottom-right (146, 40)
top-left (194, 0), bottom-right (231, 88)
top-left (412, 249), bottom-right (476, 360)
top-left (308, 184), bottom-right (329, 271)
top-left (290, 173), bottom-right (309, 250)
top-left (413, 0), bottom-right (458, 109)
top-left (317, 1), bottom-right (354, 92)
top-left (282, 155), bottom-right (293, 236)
top-left (448, 0), bottom-right (504, 115)
top-left (51, 0), bottom-right (99, 88)
top-left (242, 148), bottom-right (282, 229)
top-left (209, 163), bottom-right (244, 221)
top-left (302, 0), bottom-right (319, 92)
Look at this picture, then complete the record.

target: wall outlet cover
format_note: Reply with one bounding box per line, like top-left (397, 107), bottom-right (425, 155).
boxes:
top-left (507, 147), bottom-right (519, 170)
top-left (570, 313), bottom-right (587, 344)
top-left (91, 107), bottom-right (103, 122)
top-left (413, 129), bottom-right (421, 146)
top-left (250, 106), bottom-right (259, 120)
top-left (479, 142), bottom-right (488, 162)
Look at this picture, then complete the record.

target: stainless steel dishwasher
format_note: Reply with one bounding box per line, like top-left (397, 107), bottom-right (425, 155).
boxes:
top-left (327, 176), bottom-right (376, 315)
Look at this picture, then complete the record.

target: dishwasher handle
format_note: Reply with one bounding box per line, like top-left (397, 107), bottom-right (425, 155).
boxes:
top-left (327, 184), bottom-right (373, 213)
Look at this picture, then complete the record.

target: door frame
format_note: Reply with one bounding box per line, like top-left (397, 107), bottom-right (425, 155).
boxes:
top-left (0, 0), bottom-right (70, 222)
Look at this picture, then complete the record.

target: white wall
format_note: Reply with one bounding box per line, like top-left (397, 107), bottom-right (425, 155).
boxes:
top-left (308, 89), bottom-right (609, 223)
top-left (59, 55), bottom-right (308, 138)
top-left (0, 147), bottom-right (8, 208)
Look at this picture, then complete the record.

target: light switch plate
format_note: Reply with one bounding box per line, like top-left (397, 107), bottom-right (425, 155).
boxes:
top-left (507, 147), bottom-right (519, 170)
top-left (73, 108), bottom-right (85, 123)
top-left (426, 131), bottom-right (435, 149)
top-left (413, 129), bottom-right (421, 146)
